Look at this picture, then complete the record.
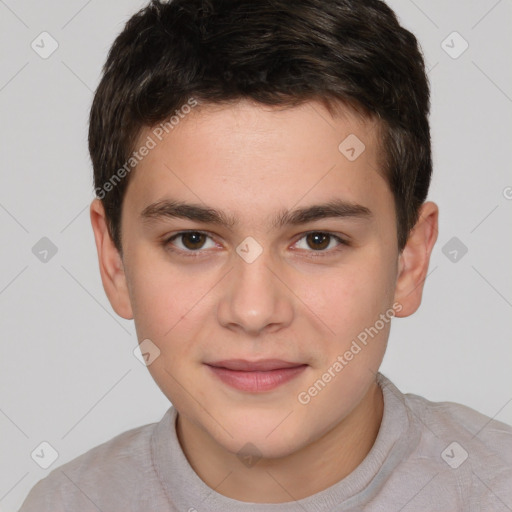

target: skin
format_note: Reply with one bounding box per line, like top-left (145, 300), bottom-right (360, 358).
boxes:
top-left (90, 99), bottom-right (438, 503)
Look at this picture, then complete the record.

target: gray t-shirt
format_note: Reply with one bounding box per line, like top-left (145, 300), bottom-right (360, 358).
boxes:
top-left (19, 374), bottom-right (512, 511)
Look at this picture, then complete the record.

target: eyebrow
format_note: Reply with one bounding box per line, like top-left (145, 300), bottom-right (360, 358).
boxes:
top-left (140, 198), bottom-right (372, 230)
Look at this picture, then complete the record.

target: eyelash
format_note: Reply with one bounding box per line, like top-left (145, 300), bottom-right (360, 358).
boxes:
top-left (162, 230), bottom-right (350, 259)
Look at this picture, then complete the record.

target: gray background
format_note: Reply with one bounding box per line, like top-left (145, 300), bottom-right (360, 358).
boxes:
top-left (1, 0), bottom-right (511, 510)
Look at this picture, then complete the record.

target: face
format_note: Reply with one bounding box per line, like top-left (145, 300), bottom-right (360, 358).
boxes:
top-left (92, 99), bottom-right (432, 459)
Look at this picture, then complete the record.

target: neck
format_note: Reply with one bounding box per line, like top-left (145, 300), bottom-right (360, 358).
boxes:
top-left (176, 380), bottom-right (384, 503)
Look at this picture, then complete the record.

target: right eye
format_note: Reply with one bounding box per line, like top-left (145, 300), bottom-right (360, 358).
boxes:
top-left (164, 231), bottom-right (218, 254)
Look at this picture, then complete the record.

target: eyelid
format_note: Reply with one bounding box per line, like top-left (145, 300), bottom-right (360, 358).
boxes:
top-left (164, 230), bottom-right (218, 257)
top-left (290, 231), bottom-right (349, 257)
top-left (163, 230), bottom-right (350, 257)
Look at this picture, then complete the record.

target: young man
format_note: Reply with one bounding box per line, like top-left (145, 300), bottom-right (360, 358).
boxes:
top-left (20, 0), bottom-right (512, 510)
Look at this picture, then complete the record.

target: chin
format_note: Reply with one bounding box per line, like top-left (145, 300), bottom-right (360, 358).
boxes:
top-left (212, 413), bottom-right (311, 460)
top-left (229, 435), bottom-right (305, 461)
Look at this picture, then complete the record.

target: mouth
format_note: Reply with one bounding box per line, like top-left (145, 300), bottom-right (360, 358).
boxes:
top-left (205, 359), bottom-right (308, 392)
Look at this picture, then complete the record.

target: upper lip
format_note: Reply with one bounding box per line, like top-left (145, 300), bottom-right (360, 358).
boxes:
top-left (206, 359), bottom-right (306, 371)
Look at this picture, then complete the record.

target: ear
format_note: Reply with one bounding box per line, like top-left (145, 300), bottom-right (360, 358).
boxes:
top-left (90, 198), bottom-right (133, 320)
top-left (394, 201), bottom-right (438, 317)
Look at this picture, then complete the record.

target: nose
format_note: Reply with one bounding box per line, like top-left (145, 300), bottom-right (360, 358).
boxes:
top-left (216, 248), bottom-right (294, 336)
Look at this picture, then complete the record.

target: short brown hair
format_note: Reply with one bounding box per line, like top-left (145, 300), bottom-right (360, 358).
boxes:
top-left (89, 0), bottom-right (432, 253)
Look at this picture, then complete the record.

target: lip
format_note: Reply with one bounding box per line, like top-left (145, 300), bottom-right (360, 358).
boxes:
top-left (205, 359), bottom-right (308, 392)
top-left (207, 359), bottom-right (304, 371)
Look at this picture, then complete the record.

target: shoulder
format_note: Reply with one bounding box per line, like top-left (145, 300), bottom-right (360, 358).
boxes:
top-left (19, 410), bottom-right (172, 511)
top-left (402, 390), bottom-right (512, 508)
top-left (404, 390), bottom-right (512, 462)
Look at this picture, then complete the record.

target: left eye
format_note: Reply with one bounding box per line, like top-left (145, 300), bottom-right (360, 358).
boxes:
top-left (294, 232), bottom-right (345, 252)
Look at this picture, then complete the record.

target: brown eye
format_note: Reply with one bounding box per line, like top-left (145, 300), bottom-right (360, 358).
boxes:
top-left (180, 232), bottom-right (207, 250)
top-left (166, 231), bottom-right (216, 253)
top-left (293, 232), bottom-right (348, 254)
top-left (306, 232), bottom-right (331, 250)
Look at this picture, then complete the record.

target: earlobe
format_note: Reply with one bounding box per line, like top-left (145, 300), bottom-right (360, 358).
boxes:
top-left (394, 201), bottom-right (438, 317)
top-left (89, 199), bottom-right (134, 320)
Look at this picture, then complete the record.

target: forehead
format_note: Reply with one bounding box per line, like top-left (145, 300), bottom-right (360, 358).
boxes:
top-left (124, 99), bottom-right (389, 225)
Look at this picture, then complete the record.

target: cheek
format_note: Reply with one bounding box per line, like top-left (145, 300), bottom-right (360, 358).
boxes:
top-left (309, 252), bottom-right (396, 341)
top-left (126, 249), bottom-right (204, 340)
top-left (294, 255), bottom-right (395, 422)
top-left (128, 255), bottom-right (211, 404)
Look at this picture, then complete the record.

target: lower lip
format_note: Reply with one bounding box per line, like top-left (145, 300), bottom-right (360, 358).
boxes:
top-left (206, 365), bottom-right (307, 392)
